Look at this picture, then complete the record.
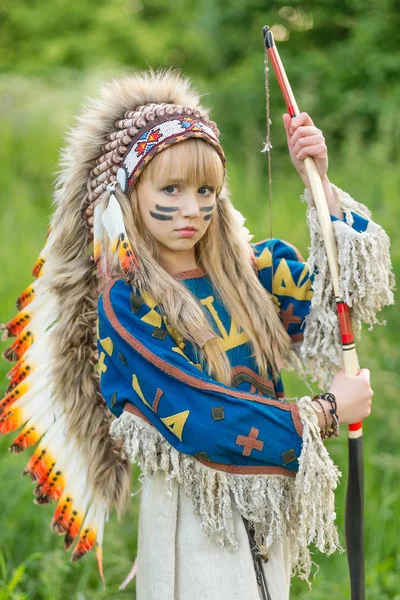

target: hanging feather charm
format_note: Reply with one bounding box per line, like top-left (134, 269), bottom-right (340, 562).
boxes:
top-left (93, 200), bottom-right (108, 281)
top-left (102, 182), bottom-right (140, 282)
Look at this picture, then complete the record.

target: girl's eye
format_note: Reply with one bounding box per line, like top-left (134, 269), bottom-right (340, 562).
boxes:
top-left (163, 185), bottom-right (179, 194)
top-left (198, 187), bottom-right (214, 195)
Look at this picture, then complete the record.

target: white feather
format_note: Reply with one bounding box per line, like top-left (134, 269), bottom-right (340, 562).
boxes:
top-left (102, 194), bottom-right (127, 252)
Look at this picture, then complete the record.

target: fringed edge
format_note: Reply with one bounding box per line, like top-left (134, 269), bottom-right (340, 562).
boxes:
top-left (299, 185), bottom-right (395, 388)
top-left (110, 399), bottom-right (342, 582)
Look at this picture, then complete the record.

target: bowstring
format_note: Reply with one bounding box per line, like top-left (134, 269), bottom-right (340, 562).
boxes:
top-left (261, 45), bottom-right (274, 289)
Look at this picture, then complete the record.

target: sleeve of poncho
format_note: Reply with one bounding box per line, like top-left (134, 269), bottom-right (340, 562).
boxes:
top-left (97, 279), bottom-right (304, 475)
top-left (253, 184), bottom-right (395, 387)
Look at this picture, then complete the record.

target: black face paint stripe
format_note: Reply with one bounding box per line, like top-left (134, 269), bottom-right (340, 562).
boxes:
top-left (200, 205), bottom-right (215, 213)
top-left (203, 214), bottom-right (213, 221)
top-left (149, 211), bottom-right (173, 221)
top-left (155, 204), bottom-right (179, 213)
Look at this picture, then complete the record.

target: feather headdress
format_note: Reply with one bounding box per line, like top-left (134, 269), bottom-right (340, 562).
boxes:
top-left (0, 69), bottom-right (220, 580)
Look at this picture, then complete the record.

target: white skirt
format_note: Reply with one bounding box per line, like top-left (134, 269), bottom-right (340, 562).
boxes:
top-left (136, 471), bottom-right (292, 600)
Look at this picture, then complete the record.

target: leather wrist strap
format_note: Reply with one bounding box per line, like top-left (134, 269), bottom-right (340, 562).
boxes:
top-left (312, 392), bottom-right (340, 439)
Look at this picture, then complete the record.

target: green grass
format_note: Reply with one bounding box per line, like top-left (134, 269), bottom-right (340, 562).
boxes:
top-left (0, 74), bottom-right (399, 599)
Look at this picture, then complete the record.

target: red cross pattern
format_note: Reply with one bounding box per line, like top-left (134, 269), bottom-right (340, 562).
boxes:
top-left (236, 427), bottom-right (264, 457)
top-left (280, 302), bottom-right (302, 330)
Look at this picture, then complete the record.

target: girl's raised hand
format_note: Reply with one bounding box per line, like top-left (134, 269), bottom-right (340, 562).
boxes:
top-left (282, 112), bottom-right (328, 190)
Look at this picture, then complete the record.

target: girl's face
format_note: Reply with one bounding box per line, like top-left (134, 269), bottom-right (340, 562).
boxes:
top-left (136, 176), bottom-right (217, 255)
top-left (132, 139), bottom-right (224, 263)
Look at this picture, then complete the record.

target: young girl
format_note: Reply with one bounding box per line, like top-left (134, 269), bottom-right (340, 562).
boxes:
top-left (1, 69), bottom-right (394, 599)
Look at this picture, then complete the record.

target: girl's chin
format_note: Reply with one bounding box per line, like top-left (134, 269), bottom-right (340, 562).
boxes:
top-left (155, 237), bottom-right (199, 254)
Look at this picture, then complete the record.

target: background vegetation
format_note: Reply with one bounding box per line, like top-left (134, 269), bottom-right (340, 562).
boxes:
top-left (0, 0), bottom-right (399, 598)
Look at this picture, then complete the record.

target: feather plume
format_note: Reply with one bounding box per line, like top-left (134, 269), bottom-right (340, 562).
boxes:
top-left (0, 366), bottom-right (50, 414)
top-left (102, 191), bottom-right (140, 278)
top-left (1, 70), bottom-right (212, 578)
top-left (32, 232), bottom-right (54, 278)
top-left (2, 294), bottom-right (54, 339)
top-left (2, 301), bottom-right (58, 362)
top-left (16, 277), bottom-right (45, 311)
top-left (93, 202), bottom-right (108, 280)
top-left (6, 336), bottom-right (51, 391)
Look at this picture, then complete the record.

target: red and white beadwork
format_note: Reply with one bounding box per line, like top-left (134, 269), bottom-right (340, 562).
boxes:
top-left (116, 115), bottom-right (225, 192)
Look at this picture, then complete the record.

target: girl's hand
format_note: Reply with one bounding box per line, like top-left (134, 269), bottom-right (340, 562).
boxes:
top-left (283, 112), bottom-right (328, 189)
top-left (323, 368), bottom-right (373, 426)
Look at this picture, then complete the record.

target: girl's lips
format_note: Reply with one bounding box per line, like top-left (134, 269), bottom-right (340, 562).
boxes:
top-left (176, 228), bottom-right (197, 238)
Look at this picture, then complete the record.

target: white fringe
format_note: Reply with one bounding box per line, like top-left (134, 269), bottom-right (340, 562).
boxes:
top-left (110, 397), bottom-right (342, 582)
top-left (299, 184), bottom-right (395, 388)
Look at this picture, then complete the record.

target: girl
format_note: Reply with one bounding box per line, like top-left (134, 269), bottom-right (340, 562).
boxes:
top-left (1, 69), bottom-right (394, 599)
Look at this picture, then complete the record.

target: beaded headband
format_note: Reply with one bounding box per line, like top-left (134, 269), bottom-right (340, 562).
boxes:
top-left (116, 114), bottom-right (226, 193)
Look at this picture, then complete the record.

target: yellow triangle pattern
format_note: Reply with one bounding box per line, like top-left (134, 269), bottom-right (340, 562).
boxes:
top-left (98, 351), bottom-right (107, 374)
top-left (132, 374), bottom-right (152, 409)
top-left (141, 291), bottom-right (157, 309)
top-left (100, 336), bottom-right (113, 356)
top-left (273, 259), bottom-right (313, 301)
top-left (141, 310), bottom-right (162, 328)
top-left (255, 246), bottom-right (273, 270)
top-left (161, 410), bottom-right (190, 441)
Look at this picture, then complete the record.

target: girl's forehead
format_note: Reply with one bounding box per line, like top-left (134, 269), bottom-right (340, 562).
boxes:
top-left (153, 175), bottom-right (206, 186)
top-left (139, 139), bottom-right (225, 188)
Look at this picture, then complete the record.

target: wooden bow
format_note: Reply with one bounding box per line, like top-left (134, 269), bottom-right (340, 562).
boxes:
top-left (263, 26), bottom-right (365, 600)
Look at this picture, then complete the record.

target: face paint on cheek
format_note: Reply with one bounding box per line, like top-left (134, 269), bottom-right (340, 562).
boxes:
top-left (155, 204), bottom-right (179, 213)
top-left (149, 211), bottom-right (174, 221)
top-left (200, 205), bottom-right (215, 221)
top-left (149, 204), bottom-right (179, 221)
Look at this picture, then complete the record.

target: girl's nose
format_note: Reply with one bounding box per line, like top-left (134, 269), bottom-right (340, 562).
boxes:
top-left (181, 193), bottom-right (200, 218)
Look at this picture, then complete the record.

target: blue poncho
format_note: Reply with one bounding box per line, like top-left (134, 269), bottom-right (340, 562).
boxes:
top-left (97, 211), bottom-right (369, 477)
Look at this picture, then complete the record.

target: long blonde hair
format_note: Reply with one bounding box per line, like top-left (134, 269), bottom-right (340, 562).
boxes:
top-left (104, 139), bottom-right (291, 385)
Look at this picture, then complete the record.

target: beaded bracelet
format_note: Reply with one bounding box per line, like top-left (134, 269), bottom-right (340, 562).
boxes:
top-left (312, 392), bottom-right (340, 439)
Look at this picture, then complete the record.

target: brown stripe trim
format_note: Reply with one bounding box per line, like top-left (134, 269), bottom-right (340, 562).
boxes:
top-left (153, 388), bottom-right (163, 414)
top-left (290, 333), bottom-right (304, 343)
top-left (231, 365), bottom-right (276, 398)
top-left (124, 402), bottom-right (152, 423)
top-left (173, 266), bottom-right (207, 280)
top-left (196, 458), bottom-right (295, 476)
top-left (123, 404), bottom-right (295, 477)
top-left (290, 404), bottom-right (303, 437)
top-left (103, 282), bottom-right (294, 412)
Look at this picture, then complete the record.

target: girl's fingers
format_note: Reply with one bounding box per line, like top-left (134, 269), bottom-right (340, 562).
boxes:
top-left (290, 126), bottom-right (323, 148)
top-left (293, 135), bottom-right (326, 156)
top-left (296, 143), bottom-right (327, 161)
top-left (358, 368), bottom-right (371, 382)
top-left (289, 112), bottom-right (314, 134)
top-left (88, 216), bottom-right (94, 226)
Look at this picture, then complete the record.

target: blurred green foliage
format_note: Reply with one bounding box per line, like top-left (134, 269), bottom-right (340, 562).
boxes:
top-left (0, 1), bottom-right (399, 598)
top-left (1, 0), bottom-right (399, 159)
